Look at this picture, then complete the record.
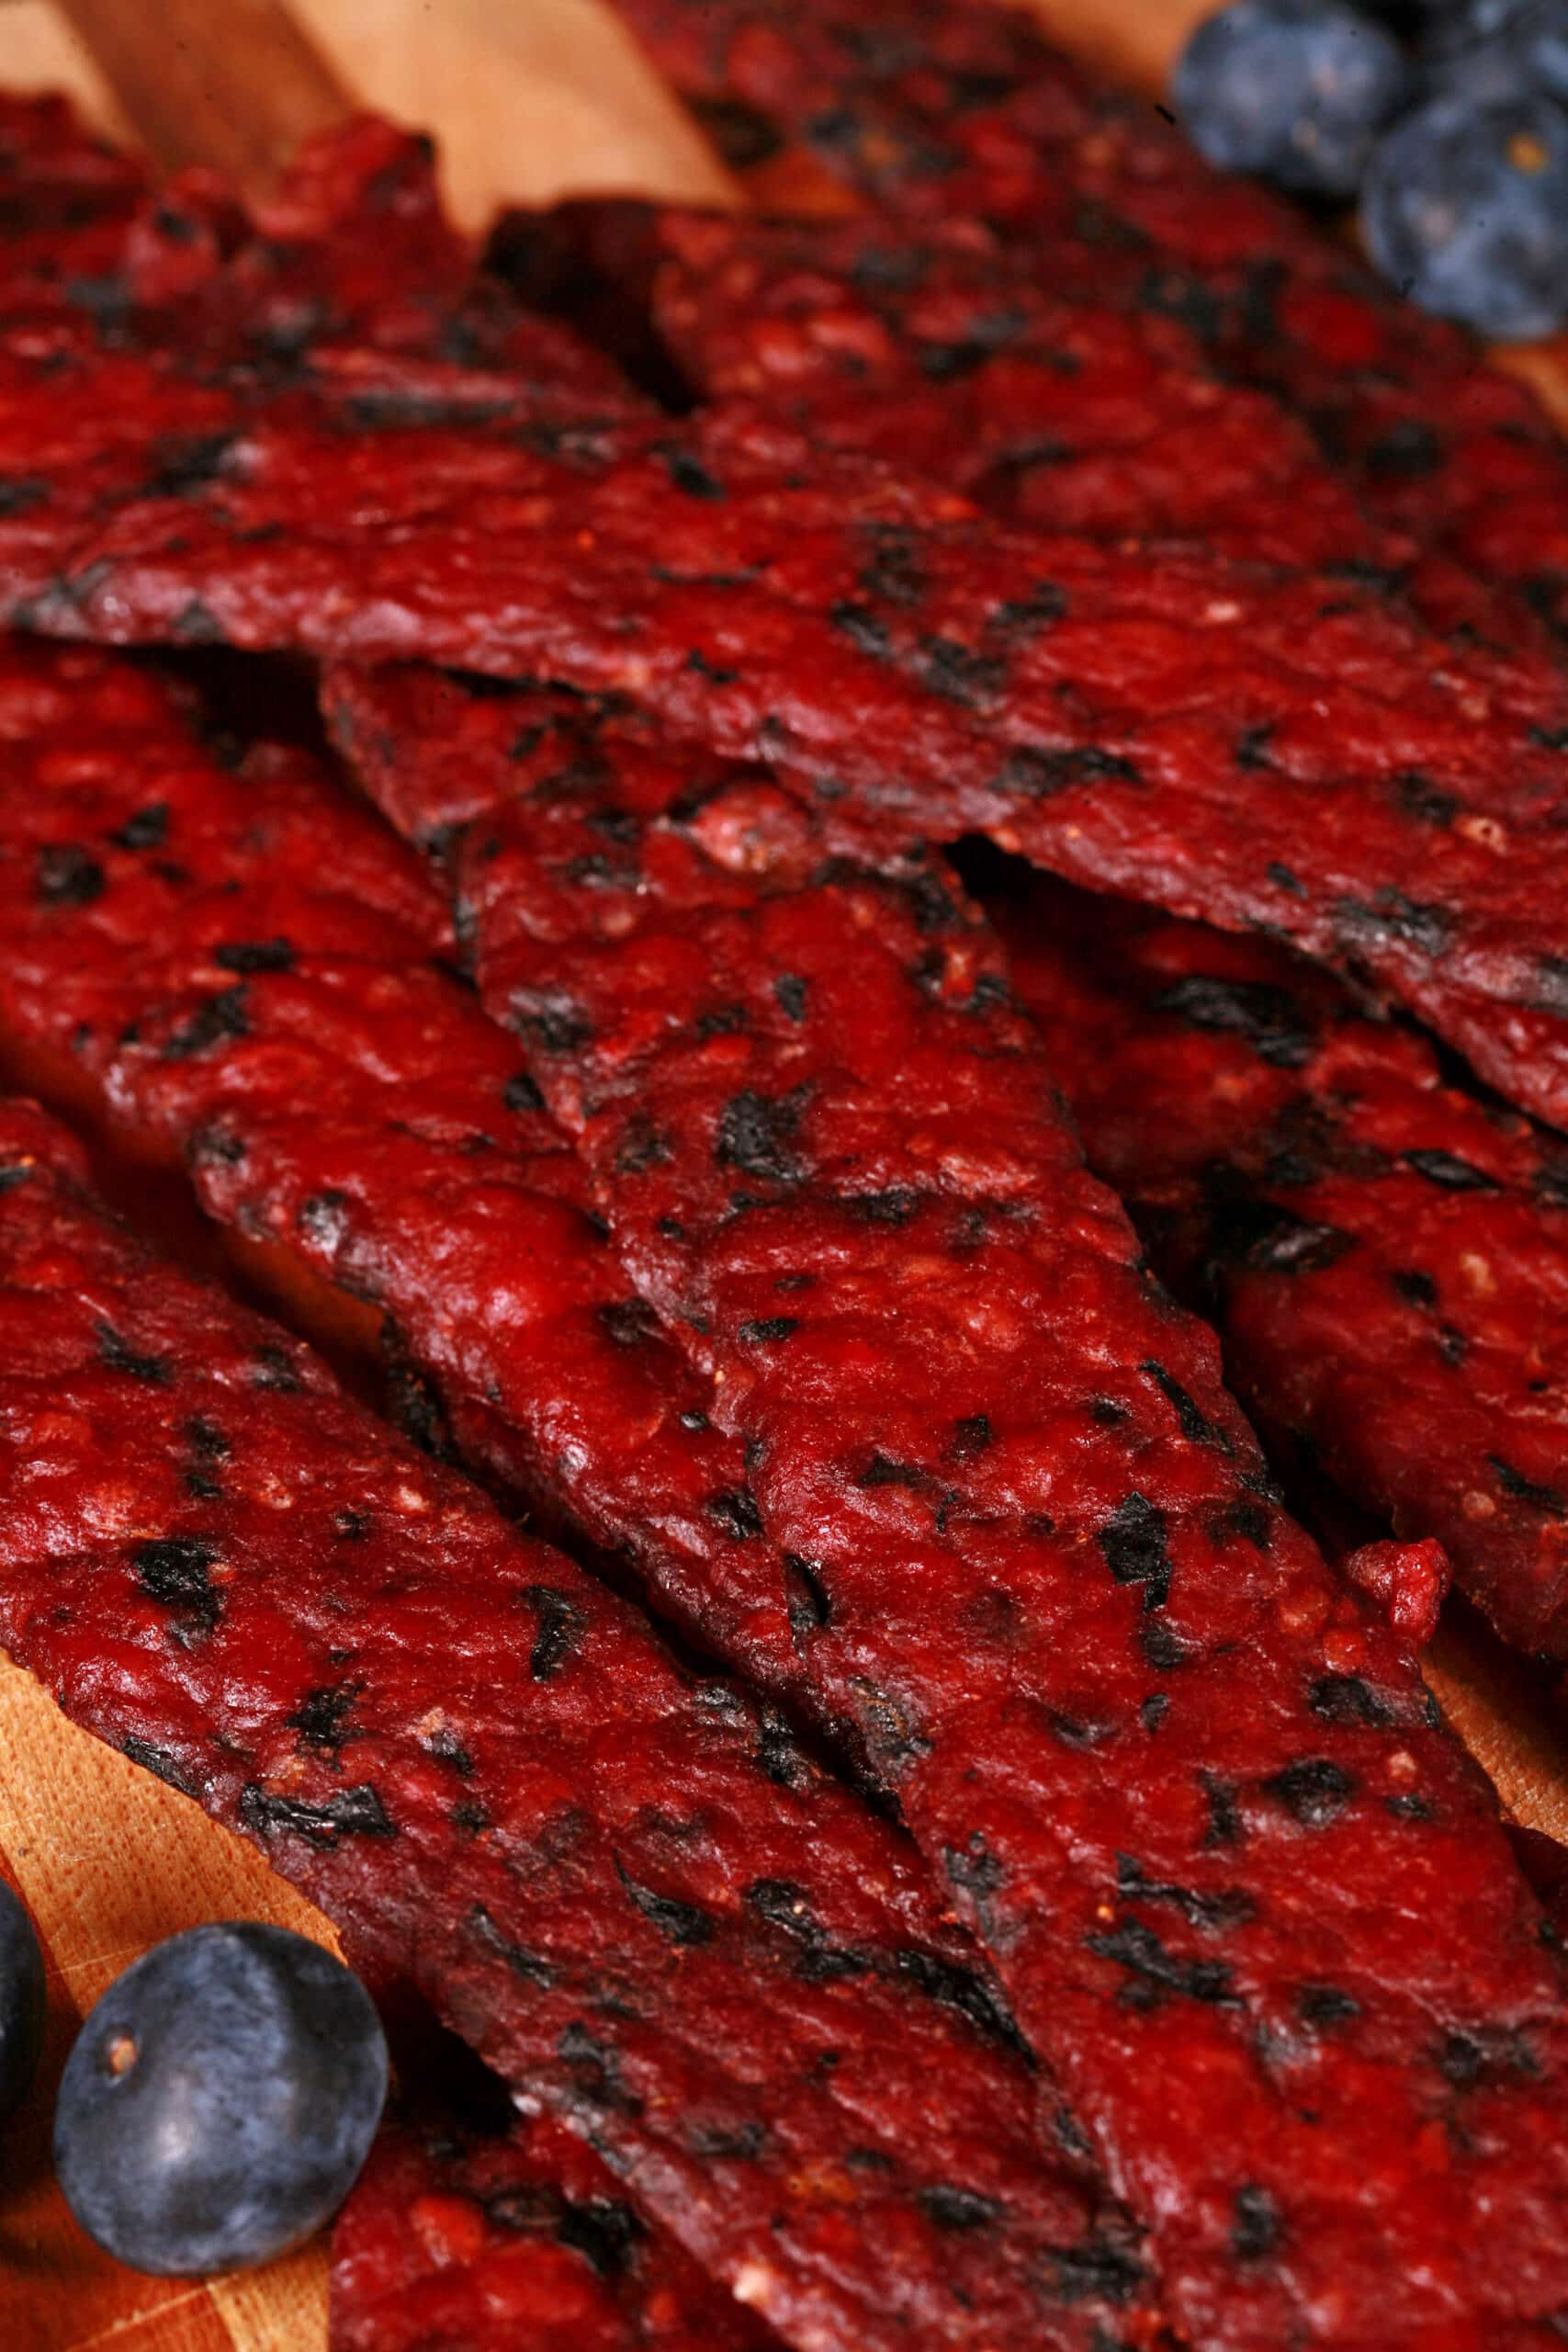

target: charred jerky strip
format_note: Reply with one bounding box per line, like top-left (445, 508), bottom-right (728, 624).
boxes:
top-left (988, 874), bottom-right (1568, 1663)
top-left (0, 1092), bottom-right (1144, 2352)
top-left (609, 0), bottom-right (1568, 644)
top-left (338, 670), bottom-right (1568, 2351)
top-left (333, 2106), bottom-right (769, 2352)
top-left (4, 338), bottom-right (1568, 1129)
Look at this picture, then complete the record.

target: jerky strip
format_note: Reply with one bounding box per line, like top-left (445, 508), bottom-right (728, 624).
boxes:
top-left (2, 336), bottom-right (1567, 1129)
top-left (607, 0), bottom-right (1568, 644)
top-left (990, 873), bottom-right (1568, 1661)
top-left (0, 1094), bottom-right (1136, 2352)
top-left (337, 670), bottom-right (1568, 2351)
top-left (333, 2103), bottom-right (769, 2352)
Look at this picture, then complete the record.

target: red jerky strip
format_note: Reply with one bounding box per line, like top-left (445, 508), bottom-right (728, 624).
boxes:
top-left (337, 667), bottom-right (1568, 2350)
top-left (988, 875), bottom-right (1568, 1662)
top-left (3, 338), bottom-right (1568, 1128)
top-left (0, 639), bottom-right (839, 1713)
top-left (609, 0), bottom-right (1568, 641)
top-left (536, 200), bottom-right (1522, 645)
top-left (333, 2106), bottom-right (769, 2352)
top-left (0, 1091), bottom-right (1141, 2352)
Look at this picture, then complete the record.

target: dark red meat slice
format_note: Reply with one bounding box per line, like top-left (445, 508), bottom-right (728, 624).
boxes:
top-left (333, 2104), bottom-right (770, 2352)
top-left (326, 662), bottom-right (1568, 2350)
top-left (987, 876), bottom-right (1568, 1662)
top-left (0, 1091), bottom-right (1141, 2352)
top-left (2, 337), bottom-right (1568, 1129)
top-left (608, 0), bottom-right (1568, 642)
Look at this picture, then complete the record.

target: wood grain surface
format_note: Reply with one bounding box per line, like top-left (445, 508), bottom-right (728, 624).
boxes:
top-left (0, 2), bottom-right (1565, 2345)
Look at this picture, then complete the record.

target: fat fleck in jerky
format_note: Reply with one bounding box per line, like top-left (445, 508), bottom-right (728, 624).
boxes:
top-left (0, 1095), bottom-right (1138, 2352)
top-left (326, 663), bottom-right (1568, 2352)
top-left (1, 339), bottom-right (1567, 1127)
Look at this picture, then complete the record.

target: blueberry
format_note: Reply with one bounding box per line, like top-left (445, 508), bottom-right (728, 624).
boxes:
top-left (1174, 0), bottom-right (1412, 198)
top-left (54, 1922), bottom-right (387, 2274)
top-left (1361, 95), bottom-right (1568, 337)
top-left (0, 1879), bottom-right (46, 2121)
top-left (1423, 0), bottom-right (1568, 104)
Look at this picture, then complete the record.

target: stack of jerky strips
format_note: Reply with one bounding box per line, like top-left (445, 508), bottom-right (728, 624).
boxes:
top-left (1, 5), bottom-right (1568, 2343)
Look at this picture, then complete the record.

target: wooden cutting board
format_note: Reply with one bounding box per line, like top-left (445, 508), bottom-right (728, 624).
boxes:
top-left (1, 3), bottom-right (1565, 2346)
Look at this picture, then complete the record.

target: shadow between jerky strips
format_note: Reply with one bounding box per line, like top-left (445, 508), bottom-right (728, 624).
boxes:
top-left (605, 0), bottom-right (1568, 648)
top-left (322, 662), bottom-right (1568, 2350)
top-left (0, 1095), bottom-right (1142, 2352)
top-left (2, 334), bottom-right (1567, 1134)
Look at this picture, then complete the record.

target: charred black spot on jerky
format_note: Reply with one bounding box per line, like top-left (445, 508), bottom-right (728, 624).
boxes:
top-left (856, 1452), bottom-right (927, 1492)
top-left (162, 985), bottom-right (250, 1061)
top-left (1488, 1454), bottom-right (1566, 1514)
top-left (597, 1299), bottom-right (661, 1349)
top-left (707, 1487), bottom-right (764, 1542)
top-left (893, 1949), bottom-right (1030, 2062)
top-left (716, 1087), bottom-right (807, 1186)
top-left (951, 1413), bottom-right (994, 1462)
top-left (686, 2117), bottom-right (767, 2161)
top-left (1310, 1673), bottom-right (1394, 1728)
top-left (1047, 2233), bottom-right (1148, 2306)
top-left (1392, 1268), bottom-right (1438, 1308)
top-left (614, 1854), bottom-right (714, 1947)
top-left (853, 1679), bottom-right (931, 1768)
top-left (0, 1159), bottom-right (36, 1193)
top-left (252, 1343), bottom-right (302, 1392)
top-left (783, 1551), bottom-right (833, 1643)
top-left (998, 743), bottom-right (1139, 798)
top-left (525, 1585), bottom-right (583, 1680)
top-left (918, 635), bottom-right (1005, 708)
top-left (1336, 890), bottom-right (1452, 959)
top-left (1151, 974), bottom-right (1315, 1069)
top-left (500, 1070), bottom-right (545, 1118)
top-left (120, 1737), bottom-right (201, 1797)
top-left (1365, 420), bottom-right (1442, 481)
top-left (945, 1836), bottom-right (1006, 1907)
top-left (422, 1725), bottom-right (476, 1779)
top-left (694, 1003), bottom-right (749, 1044)
top-left (1220, 1201), bottom-right (1355, 1278)
top-left (615, 1115), bottom-right (673, 1177)
top-left (1530, 956), bottom-right (1568, 1018)
top-left (852, 1186), bottom-right (921, 1226)
top-left (919, 2185), bottom-right (999, 2230)
top-left (468, 1904), bottom-right (556, 1987)
top-left (239, 1782), bottom-right (395, 1846)
top-left (1235, 723), bottom-right (1276, 771)
top-left (293, 1190), bottom-right (352, 1254)
top-left (1089, 1397), bottom-right (1131, 1427)
top-left (286, 1684), bottom-right (361, 1752)
top-left (133, 1538), bottom-right (221, 1639)
top-left (685, 648), bottom-right (739, 687)
top-left (990, 582), bottom-right (1068, 639)
top-left (1403, 1148), bottom-right (1499, 1193)
top-left (753, 1703), bottom-right (807, 1789)
top-left (745, 1879), bottom-right (869, 1983)
top-left (555, 2197), bottom-right (646, 2278)
top-left (110, 801), bottom-right (169, 851)
top-left (739, 1316), bottom-right (798, 1345)
top-left (1268, 861), bottom-right (1305, 897)
top-left (1437, 2026), bottom-right (1542, 2089)
top-left (0, 476), bottom-right (46, 519)
top-left (1264, 1758), bottom-right (1356, 1826)
top-left (904, 870), bottom-right (959, 935)
top-left (1140, 1359), bottom-right (1232, 1452)
top-left (830, 599), bottom-right (894, 660)
top-left (1210, 1498), bottom-right (1272, 1553)
top-left (145, 433), bottom-right (236, 498)
top-left (1394, 770), bottom-right (1459, 827)
top-left (1232, 2185), bottom-right (1282, 2262)
top-left (95, 1321), bottom-right (170, 1384)
top-left (213, 936), bottom-right (295, 976)
top-left (1142, 1618), bottom-right (1193, 1671)
top-left (511, 986), bottom-right (592, 1055)
top-left (658, 445), bottom-right (725, 501)
top-left (1386, 1792), bottom-right (1436, 1822)
top-left (1116, 1854), bottom-right (1255, 1933)
top-left (1099, 1492), bottom-right (1171, 1611)
top-left (1086, 1917), bottom-right (1236, 2006)
top-left (35, 842), bottom-right (105, 908)
top-left (1298, 1984), bottom-right (1359, 2032)
top-left (1438, 1324), bottom-right (1468, 1364)
top-left (1201, 1772), bottom-right (1244, 1848)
